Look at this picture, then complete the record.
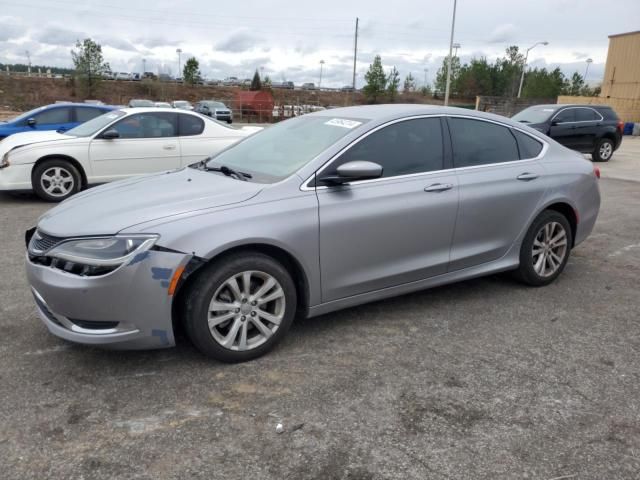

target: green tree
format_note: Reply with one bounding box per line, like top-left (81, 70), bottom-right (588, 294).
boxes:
top-left (71, 38), bottom-right (110, 98)
top-left (403, 72), bottom-right (416, 93)
top-left (250, 69), bottom-right (262, 90)
top-left (563, 72), bottom-right (585, 96)
top-left (420, 85), bottom-right (433, 97)
top-left (263, 75), bottom-right (272, 88)
top-left (492, 45), bottom-right (525, 97)
top-left (435, 56), bottom-right (461, 96)
top-left (456, 58), bottom-right (493, 97)
top-left (183, 57), bottom-right (201, 84)
top-left (363, 55), bottom-right (387, 103)
top-left (387, 67), bottom-right (400, 101)
top-left (521, 67), bottom-right (567, 98)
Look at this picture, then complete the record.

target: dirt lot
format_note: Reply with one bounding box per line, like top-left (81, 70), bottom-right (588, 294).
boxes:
top-left (1, 141), bottom-right (639, 479)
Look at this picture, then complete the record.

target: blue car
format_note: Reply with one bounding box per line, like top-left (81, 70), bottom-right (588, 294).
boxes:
top-left (0, 103), bottom-right (115, 141)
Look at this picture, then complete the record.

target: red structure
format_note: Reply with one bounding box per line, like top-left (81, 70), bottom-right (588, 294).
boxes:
top-left (235, 90), bottom-right (274, 121)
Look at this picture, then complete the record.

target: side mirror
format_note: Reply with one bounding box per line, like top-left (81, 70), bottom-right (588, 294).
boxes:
top-left (100, 128), bottom-right (120, 140)
top-left (550, 120), bottom-right (559, 127)
top-left (319, 160), bottom-right (383, 185)
top-left (27, 118), bottom-right (36, 127)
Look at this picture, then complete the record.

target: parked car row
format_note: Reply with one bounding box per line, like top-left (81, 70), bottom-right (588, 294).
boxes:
top-left (0, 107), bottom-right (261, 201)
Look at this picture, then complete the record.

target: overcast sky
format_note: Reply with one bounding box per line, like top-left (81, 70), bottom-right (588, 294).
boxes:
top-left (1, 0), bottom-right (639, 87)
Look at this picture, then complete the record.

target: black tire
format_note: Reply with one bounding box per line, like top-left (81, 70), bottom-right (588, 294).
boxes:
top-left (592, 137), bottom-right (614, 162)
top-left (32, 159), bottom-right (81, 202)
top-left (514, 210), bottom-right (573, 287)
top-left (227, 119), bottom-right (233, 124)
top-left (183, 252), bottom-right (297, 362)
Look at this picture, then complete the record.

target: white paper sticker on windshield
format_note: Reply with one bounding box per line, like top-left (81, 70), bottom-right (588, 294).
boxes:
top-left (325, 118), bottom-right (362, 129)
top-left (542, 109), bottom-right (555, 112)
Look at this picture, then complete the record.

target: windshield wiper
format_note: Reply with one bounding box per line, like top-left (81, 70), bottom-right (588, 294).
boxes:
top-left (207, 164), bottom-right (252, 181)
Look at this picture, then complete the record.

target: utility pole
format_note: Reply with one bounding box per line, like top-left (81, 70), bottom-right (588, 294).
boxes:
top-left (176, 48), bottom-right (182, 81)
top-left (319, 60), bottom-right (325, 89)
top-left (444, 0), bottom-right (457, 106)
top-left (142, 58), bottom-right (146, 74)
top-left (352, 17), bottom-right (359, 96)
top-left (25, 50), bottom-right (31, 76)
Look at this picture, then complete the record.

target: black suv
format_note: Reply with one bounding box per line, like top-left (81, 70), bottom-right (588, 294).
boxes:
top-left (512, 104), bottom-right (623, 162)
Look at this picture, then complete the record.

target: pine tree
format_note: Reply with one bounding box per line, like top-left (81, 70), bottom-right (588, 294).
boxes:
top-left (250, 69), bottom-right (262, 90)
top-left (363, 55), bottom-right (387, 103)
top-left (183, 57), bottom-right (201, 85)
top-left (387, 67), bottom-right (400, 101)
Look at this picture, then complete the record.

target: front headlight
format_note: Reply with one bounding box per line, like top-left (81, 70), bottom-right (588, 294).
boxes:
top-left (47, 234), bottom-right (158, 267)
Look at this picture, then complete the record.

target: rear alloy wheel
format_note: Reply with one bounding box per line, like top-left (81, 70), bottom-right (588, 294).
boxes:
top-left (593, 138), bottom-right (614, 162)
top-left (32, 159), bottom-right (81, 202)
top-left (514, 210), bottom-right (573, 286)
top-left (184, 253), bottom-right (297, 362)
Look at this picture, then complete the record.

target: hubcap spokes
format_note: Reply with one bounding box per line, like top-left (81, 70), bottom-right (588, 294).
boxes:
top-left (532, 221), bottom-right (568, 277)
top-left (600, 142), bottom-right (612, 159)
top-left (207, 270), bottom-right (285, 351)
top-left (41, 167), bottom-right (74, 196)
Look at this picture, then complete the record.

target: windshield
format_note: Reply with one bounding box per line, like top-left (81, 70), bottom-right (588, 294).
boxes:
top-left (205, 115), bottom-right (369, 182)
top-left (66, 110), bottom-right (126, 137)
top-left (6, 106), bottom-right (47, 124)
top-left (174, 101), bottom-right (190, 107)
top-left (512, 106), bottom-right (558, 124)
top-left (208, 102), bottom-right (225, 108)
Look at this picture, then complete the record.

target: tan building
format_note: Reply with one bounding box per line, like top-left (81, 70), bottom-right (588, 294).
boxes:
top-left (558, 31), bottom-right (640, 122)
top-left (601, 30), bottom-right (640, 99)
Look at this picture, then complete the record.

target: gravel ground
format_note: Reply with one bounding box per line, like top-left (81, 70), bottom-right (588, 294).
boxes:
top-left (1, 143), bottom-right (639, 479)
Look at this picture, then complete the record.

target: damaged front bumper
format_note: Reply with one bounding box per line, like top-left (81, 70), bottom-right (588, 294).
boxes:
top-left (25, 248), bottom-right (191, 349)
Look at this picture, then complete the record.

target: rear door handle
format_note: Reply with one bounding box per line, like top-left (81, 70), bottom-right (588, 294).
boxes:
top-left (163, 144), bottom-right (176, 150)
top-left (424, 183), bottom-right (453, 192)
top-left (517, 172), bottom-right (539, 181)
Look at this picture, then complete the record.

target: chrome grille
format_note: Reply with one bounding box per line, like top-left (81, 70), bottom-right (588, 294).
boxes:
top-left (30, 230), bottom-right (65, 253)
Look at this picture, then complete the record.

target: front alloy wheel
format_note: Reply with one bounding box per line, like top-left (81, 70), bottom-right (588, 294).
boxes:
top-left (208, 271), bottom-right (286, 351)
top-left (183, 252), bottom-right (297, 362)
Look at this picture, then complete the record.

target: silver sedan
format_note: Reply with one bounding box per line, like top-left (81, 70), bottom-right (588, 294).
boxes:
top-left (25, 105), bottom-right (601, 362)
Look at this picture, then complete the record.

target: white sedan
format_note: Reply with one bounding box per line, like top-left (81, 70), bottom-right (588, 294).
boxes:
top-left (0, 108), bottom-right (262, 201)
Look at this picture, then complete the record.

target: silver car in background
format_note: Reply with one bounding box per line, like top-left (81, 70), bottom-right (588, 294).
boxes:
top-left (25, 105), bottom-right (601, 362)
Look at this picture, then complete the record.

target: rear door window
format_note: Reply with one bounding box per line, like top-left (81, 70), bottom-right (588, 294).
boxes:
top-left (512, 130), bottom-right (543, 159)
top-left (178, 114), bottom-right (205, 136)
top-left (448, 118), bottom-right (520, 168)
top-left (75, 107), bottom-right (107, 123)
top-left (575, 108), bottom-right (601, 122)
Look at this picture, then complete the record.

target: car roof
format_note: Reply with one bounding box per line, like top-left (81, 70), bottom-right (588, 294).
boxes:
top-left (306, 104), bottom-right (514, 123)
top-left (118, 107), bottom-right (199, 114)
top-left (42, 103), bottom-right (114, 108)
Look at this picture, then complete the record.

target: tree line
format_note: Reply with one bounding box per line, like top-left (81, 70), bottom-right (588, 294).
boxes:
top-left (363, 45), bottom-right (599, 103)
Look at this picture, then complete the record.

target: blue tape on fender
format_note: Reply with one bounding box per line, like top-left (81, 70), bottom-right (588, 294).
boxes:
top-left (151, 329), bottom-right (169, 346)
top-left (128, 251), bottom-right (150, 266)
top-left (151, 267), bottom-right (172, 280)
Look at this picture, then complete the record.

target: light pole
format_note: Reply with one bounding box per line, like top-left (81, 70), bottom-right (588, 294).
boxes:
top-left (517, 41), bottom-right (549, 98)
top-left (176, 48), bottom-right (182, 80)
top-left (452, 42), bottom-right (461, 57)
top-left (142, 58), bottom-right (146, 74)
top-left (423, 68), bottom-right (429, 88)
top-left (444, 0), bottom-right (458, 106)
top-left (584, 58), bottom-right (593, 82)
top-left (319, 60), bottom-right (325, 89)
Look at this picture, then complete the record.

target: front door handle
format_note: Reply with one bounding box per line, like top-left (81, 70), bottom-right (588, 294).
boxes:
top-left (163, 144), bottom-right (176, 150)
top-left (517, 172), bottom-right (539, 181)
top-left (424, 183), bottom-right (453, 192)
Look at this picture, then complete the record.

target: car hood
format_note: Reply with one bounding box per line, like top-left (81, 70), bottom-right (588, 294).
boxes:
top-left (37, 167), bottom-right (263, 237)
top-left (0, 130), bottom-right (74, 154)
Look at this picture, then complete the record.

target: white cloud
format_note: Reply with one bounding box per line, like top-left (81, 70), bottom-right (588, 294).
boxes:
top-left (488, 23), bottom-right (517, 43)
